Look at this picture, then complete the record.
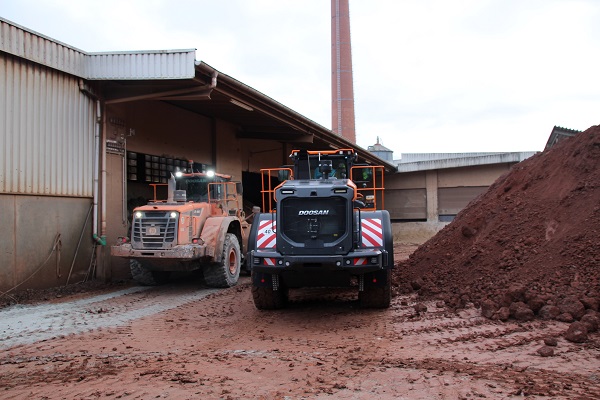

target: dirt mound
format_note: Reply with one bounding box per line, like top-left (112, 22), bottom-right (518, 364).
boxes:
top-left (393, 125), bottom-right (600, 323)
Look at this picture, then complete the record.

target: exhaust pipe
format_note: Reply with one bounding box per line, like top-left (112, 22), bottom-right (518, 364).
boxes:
top-left (167, 174), bottom-right (176, 203)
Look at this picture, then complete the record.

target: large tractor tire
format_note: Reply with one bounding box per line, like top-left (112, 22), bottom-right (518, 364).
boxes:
top-left (359, 270), bottom-right (392, 309)
top-left (251, 278), bottom-right (288, 310)
top-left (204, 233), bottom-right (241, 288)
top-left (130, 260), bottom-right (170, 286)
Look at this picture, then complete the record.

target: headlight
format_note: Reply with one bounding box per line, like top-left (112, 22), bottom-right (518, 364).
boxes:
top-left (170, 212), bottom-right (177, 218)
top-left (134, 211), bottom-right (143, 218)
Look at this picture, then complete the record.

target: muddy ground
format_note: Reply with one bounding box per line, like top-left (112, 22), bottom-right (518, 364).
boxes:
top-left (1, 128), bottom-right (599, 399)
top-left (1, 243), bottom-right (598, 400)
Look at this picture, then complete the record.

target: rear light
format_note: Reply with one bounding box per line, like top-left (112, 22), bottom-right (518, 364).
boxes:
top-left (370, 257), bottom-right (378, 264)
top-left (192, 238), bottom-right (198, 244)
top-left (253, 257), bottom-right (261, 265)
top-left (117, 236), bottom-right (129, 244)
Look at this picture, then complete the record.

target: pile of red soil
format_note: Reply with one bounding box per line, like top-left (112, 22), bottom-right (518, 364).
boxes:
top-left (392, 125), bottom-right (600, 325)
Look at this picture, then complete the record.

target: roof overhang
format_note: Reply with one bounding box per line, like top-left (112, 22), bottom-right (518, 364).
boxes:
top-left (0, 16), bottom-right (396, 171)
top-left (94, 60), bottom-right (397, 171)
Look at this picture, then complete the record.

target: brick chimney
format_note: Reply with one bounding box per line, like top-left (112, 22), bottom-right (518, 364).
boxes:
top-left (331, 0), bottom-right (356, 144)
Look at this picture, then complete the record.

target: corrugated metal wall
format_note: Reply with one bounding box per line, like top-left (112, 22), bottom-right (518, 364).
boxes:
top-left (0, 53), bottom-right (95, 196)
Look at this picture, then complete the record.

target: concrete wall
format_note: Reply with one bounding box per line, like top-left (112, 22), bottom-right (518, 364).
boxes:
top-left (113, 101), bottom-right (214, 164)
top-left (240, 139), bottom-right (289, 172)
top-left (392, 221), bottom-right (449, 245)
top-left (438, 164), bottom-right (510, 187)
top-left (385, 162), bottom-right (516, 222)
top-left (215, 119), bottom-right (243, 180)
top-left (0, 194), bottom-right (94, 293)
top-left (386, 171), bottom-right (426, 189)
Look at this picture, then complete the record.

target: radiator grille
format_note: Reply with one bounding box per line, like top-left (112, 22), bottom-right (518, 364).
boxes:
top-left (280, 197), bottom-right (347, 248)
top-left (131, 211), bottom-right (177, 249)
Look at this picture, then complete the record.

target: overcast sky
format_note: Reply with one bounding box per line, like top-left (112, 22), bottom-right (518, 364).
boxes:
top-left (2, 0), bottom-right (599, 157)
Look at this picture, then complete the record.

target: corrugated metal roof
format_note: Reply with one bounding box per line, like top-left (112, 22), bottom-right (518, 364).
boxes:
top-left (544, 125), bottom-right (580, 150)
top-left (395, 152), bottom-right (538, 173)
top-left (398, 152), bottom-right (504, 163)
top-left (0, 17), bottom-right (195, 80)
top-left (0, 17), bottom-right (87, 77)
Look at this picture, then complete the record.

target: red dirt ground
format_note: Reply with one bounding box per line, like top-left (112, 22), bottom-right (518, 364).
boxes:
top-left (1, 126), bottom-right (598, 399)
top-left (1, 243), bottom-right (599, 399)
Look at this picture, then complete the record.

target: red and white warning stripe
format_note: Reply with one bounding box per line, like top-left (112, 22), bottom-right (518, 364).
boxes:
top-left (257, 219), bottom-right (277, 249)
top-left (361, 218), bottom-right (383, 247)
top-left (353, 257), bottom-right (367, 265)
top-left (263, 258), bottom-right (276, 266)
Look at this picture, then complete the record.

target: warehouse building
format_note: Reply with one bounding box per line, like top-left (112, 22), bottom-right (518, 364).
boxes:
top-left (0, 18), bottom-right (399, 293)
top-left (1, 18), bottom-right (543, 292)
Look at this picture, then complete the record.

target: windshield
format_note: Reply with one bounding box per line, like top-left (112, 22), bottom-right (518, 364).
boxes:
top-left (175, 175), bottom-right (232, 202)
top-left (176, 177), bottom-right (210, 202)
top-left (310, 157), bottom-right (349, 179)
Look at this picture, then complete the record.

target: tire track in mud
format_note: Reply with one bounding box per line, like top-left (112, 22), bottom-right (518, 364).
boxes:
top-left (1, 277), bottom-right (598, 399)
top-left (3, 342), bottom-right (597, 399)
top-left (379, 296), bottom-right (600, 399)
top-left (378, 357), bottom-right (600, 399)
top-left (0, 283), bottom-right (219, 350)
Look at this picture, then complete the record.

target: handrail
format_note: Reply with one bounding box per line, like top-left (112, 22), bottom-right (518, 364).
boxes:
top-left (350, 165), bottom-right (385, 211)
top-left (260, 168), bottom-right (293, 212)
top-left (208, 181), bottom-right (241, 214)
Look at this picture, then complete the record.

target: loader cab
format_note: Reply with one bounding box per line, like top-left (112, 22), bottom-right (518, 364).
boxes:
top-left (259, 148), bottom-right (385, 213)
top-left (175, 172), bottom-right (231, 203)
top-left (290, 149), bottom-right (356, 180)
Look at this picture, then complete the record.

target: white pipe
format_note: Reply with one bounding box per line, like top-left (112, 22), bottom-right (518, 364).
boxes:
top-left (101, 108), bottom-right (107, 241)
top-left (93, 100), bottom-right (101, 238)
top-left (122, 139), bottom-right (127, 225)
